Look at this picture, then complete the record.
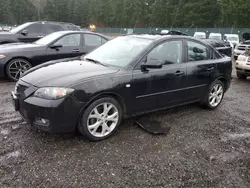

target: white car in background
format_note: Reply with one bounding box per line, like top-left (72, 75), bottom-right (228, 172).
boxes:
top-left (235, 51), bottom-right (250, 79)
top-left (224, 34), bottom-right (239, 47)
top-left (193, 32), bottom-right (206, 39)
top-left (161, 30), bottom-right (169, 34)
top-left (234, 40), bottom-right (250, 59)
top-left (209, 33), bottom-right (222, 40)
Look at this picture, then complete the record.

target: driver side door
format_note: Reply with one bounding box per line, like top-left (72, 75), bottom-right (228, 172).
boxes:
top-left (45, 33), bottom-right (83, 62)
top-left (131, 40), bottom-right (188, 114)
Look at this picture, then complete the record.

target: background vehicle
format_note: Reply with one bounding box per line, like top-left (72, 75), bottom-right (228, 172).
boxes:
top-left (234, 40), bottom-right (250, 59)
top-left (2, 26), bottom-right (12, 32)
top-left (0, 31), bottom-right (109, 81)
top-left (202, 39), bottom-right (232, 57)
top-left (12, 35), bottom-right (232, 141)
top-left (193, 32), bottom-right (206, 39)
top-left (224, 34), bottom-right (239, 47)
top-left (209, 33), bottom-right (222, 40)
top-left (0, 21), bottom-right (80, 45)
top-left (235, 50), bottom-right (250, 79)
top-left (161, 30), bottom-right (169, 34)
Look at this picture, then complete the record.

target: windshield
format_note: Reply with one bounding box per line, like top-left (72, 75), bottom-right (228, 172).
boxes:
top-left (34, 32), bottom-right (64, 45)
top-left (84, 36), bottom-right (152, 67)
top-left (227, 36), bottom-right (238, 41)
top-left (10, 22), bottom-right (31, 34)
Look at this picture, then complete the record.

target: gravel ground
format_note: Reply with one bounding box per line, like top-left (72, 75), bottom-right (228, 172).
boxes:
top-left (1, 68), bottom-right (250, 188)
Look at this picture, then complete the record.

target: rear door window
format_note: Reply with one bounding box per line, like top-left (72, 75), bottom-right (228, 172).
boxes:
top-left (187, 41), bottom-right (211, 61)
top-left (45, 24), bottom-right (63, 34)
top-left (84, 34), bottom-right (106, 46)
top-left (67, 25), bottom-right (80, 31)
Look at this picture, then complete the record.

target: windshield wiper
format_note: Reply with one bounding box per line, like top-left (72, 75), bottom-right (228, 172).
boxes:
top-left (85, 58), bottom-right (107, 67)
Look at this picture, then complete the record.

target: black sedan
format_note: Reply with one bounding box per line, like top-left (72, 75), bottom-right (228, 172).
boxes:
top-left (0, 31), bottom-right (109, 81)
top-left (11, 35), bottom-right (232, 141)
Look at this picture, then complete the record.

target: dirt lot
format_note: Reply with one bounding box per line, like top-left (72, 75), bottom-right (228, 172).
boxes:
top-left (1, 68), bottom-right (250, 188)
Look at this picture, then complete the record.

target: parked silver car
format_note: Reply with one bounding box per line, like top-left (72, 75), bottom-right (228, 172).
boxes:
top-left (234, 40), bottom-right (250, 59)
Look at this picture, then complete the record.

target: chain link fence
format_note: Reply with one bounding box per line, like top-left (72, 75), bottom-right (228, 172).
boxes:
top-left (97, 28), bottom-right (250, 40)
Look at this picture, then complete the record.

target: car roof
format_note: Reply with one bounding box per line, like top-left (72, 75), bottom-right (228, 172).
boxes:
top-left (209, 33), bottom-right (221, 35)
top-left (194, 32), bottom-right (206, 34)
top-left (224, 34), bottom-right (239, 36)
top-left (125, 34), bottom-right (198, 41)
top-left (202, 39), bottom-right (228, 47)
top-left (26, 21), bottom-right (77, 26)
top-left (50, 31), bottom-right (110, 39)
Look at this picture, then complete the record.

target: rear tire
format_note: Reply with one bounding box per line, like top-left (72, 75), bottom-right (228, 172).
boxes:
top-left (201, 80), bottom-right (225, 109)
top-left (78, 97), bottom-right (122, 141)
top-left (236, 71), bottom-right (247, 80)
top-left (6, 58), bottom-right (32, 81)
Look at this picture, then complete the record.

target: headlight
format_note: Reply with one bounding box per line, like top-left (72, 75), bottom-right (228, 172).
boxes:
top-left (34, 87), bottom-right (74, 100)
top-left (0, 55), bottom-right (6, 59)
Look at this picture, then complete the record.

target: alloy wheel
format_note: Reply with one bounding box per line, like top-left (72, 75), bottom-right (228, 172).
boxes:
top-left (209, 84), bottom-right (224, 107)
top-left (87, 103), bottom-right (119, 138)
top-left (8, 60), bottom-right (31, 81)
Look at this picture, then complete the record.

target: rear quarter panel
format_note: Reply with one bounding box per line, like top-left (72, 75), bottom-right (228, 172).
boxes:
top-left (215, 57), bottom-right (232, 90)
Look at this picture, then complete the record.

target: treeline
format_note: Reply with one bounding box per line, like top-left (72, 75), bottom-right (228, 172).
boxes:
top-left (0, 0), bottom-right (250, 28)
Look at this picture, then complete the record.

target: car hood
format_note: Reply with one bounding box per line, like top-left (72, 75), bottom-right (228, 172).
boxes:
top-left (0, 43), bottom-right (42, 53)
top-left (21, 59), bottom-right (120, 87)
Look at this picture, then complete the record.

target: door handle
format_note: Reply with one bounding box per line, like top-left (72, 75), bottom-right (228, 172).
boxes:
top-left (72, 49), bottom-right (80, 53)
top-left (175, 71), bottom-right (184, 76)
top-left (206, 67), bottom-right (214, 71)
top-left (37, 35), bottom-right (44, 38)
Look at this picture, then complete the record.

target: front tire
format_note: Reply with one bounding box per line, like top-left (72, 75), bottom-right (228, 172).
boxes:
top-left (236, 71), bottom-right (247, 80)
top-left (78, 97), bottom-right (122, 141)
top-left (202, 80), bottom-right (225, 109)
top-left (6, 58), bottom-right (32, 81)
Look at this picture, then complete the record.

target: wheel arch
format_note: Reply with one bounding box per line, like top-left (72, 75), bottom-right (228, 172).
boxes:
top-left (216, 76), bottom-right (228, 90)
top-left (80, 92), bottom-right (127, 118)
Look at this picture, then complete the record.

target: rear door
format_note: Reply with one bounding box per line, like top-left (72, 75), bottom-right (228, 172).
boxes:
top-left (45, 33), bottom-right (83, 61)
top-left (184, 40), bottom-right (217, 101)
top-left (83, 34), bottom-right (108, 54)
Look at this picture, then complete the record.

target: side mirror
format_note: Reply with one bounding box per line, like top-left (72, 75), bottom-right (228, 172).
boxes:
top-left (21, 30), bottom-right (28, 35)
top-left (50, 44), bottom-right (63, 49)
top-left (141, 59), bottom-right (163, 70)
